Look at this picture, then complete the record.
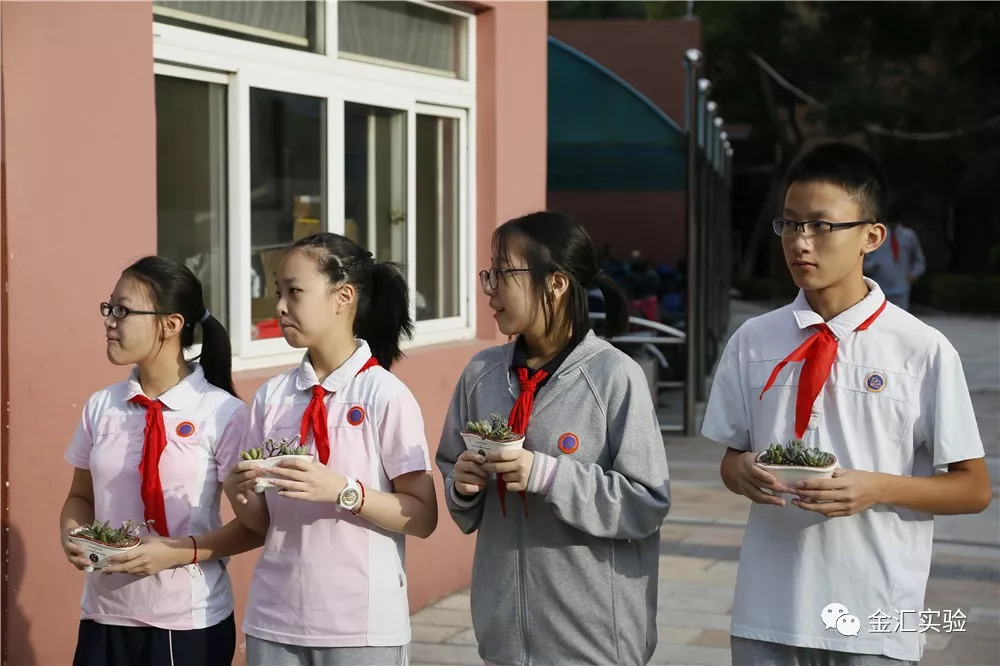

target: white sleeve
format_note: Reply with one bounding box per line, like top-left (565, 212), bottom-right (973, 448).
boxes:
top-left (701, 336), bottom-right (751, 451)
top-left (917, 335), bottom-right (985, 471)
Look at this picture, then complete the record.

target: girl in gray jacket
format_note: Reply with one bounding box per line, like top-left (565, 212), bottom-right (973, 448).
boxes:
top-left (436, 212), bottom-right (671, 666)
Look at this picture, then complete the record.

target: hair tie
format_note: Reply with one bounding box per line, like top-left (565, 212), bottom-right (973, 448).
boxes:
top-left (199, 310), bottom-right (211, 324)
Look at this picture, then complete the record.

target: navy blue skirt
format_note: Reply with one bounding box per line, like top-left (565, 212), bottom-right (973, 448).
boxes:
top-left (73, 613), bottom-right (235, 666)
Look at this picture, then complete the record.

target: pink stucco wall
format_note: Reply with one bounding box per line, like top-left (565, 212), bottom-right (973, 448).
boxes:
top-left (0, 0), bottom-right (546, 663)
top-left (548, 18), bottom-right (699, 268)
top-left (548, 190), bottom-right (688, 267)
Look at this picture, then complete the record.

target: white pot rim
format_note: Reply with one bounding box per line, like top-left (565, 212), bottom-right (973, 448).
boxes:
top-left (460, 431), bottom-right (524, 444)
top-left (68, 532), bottom-right (140, 549)
top-left (754, 451), bottom-right (838, 473)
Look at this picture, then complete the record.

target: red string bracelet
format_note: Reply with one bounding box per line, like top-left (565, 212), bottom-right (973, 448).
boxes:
top-left (352, 480), bottom-right (366, 515)
top-left (189, 535), bottom-right (198, 565)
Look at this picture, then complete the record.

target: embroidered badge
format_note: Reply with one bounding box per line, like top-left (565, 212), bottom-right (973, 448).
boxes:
top-left (176, 421), bottom-right (196, 437)
top-left (558, 432), bottom-right (580, 454)
top-left (346, 406), bottom-right (366, 426)
top-left (864, 371), bottom-right (887, 393)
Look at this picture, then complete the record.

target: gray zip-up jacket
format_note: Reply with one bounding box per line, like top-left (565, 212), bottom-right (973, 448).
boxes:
top-left (436, 332), bottom-right (671, 666)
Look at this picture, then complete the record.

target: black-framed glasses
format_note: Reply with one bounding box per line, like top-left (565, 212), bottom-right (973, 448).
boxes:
top-left (479, 268), bottom-right (531, 291)
top-left (772, 218), bottom-right (873, 238)
top-left (100, 302), bottom-right (173, 320)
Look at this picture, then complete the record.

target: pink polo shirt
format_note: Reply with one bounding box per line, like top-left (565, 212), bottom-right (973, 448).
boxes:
top-left (64, 364), bottom-right (249, 630)
top-left (237, 341), bottom-right (431, 647)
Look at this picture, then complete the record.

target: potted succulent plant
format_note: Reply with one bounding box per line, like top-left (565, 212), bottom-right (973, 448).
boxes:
top-left (240, 435), bottom-right (313, 493)
top-left (755, 439), bottom-right (838, 489)
top-left (69, 519), bottom-right (154, 571)
top-left (461, 414), bottom-right (524, 457)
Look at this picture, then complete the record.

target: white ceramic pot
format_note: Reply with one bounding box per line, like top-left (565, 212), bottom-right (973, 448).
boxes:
top-left (461, 432), bottom-right (524, 458)
top-left (69, 531), bottom-right (140, 571)
top-left (247, 454), bottom-right (314, 493)
top-left (755, 451), bottom-right (839, 489)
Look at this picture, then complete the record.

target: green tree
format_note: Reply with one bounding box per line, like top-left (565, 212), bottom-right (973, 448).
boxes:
top-left (549, 1), bottom-right (1000, 276)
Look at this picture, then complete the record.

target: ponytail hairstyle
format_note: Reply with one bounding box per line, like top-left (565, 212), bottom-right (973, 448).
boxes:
top-left (123, 256), bottom-right (237, 397)
top-left (492, 211), bottom-right (629, 342)
top-left (292, 233), bottom-right (413, 370)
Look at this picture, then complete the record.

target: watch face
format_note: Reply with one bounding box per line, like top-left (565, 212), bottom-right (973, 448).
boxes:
top-left (341, 488), bottom-right (361, 506)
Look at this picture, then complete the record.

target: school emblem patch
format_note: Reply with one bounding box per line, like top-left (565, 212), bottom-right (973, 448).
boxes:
top-left (864, 371), bottom-right (887, 393)
top-left (558, 432), bottom-right (580, 454)
top-left (346, 406), bottom-right (366, 426)
top-left (176, 421), bottom-right (196, 437)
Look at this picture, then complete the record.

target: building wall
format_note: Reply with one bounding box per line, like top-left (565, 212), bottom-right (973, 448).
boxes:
top-left (549, 18), bottom-right (701, 128)
top-left (0, 1), bottom-right (546, 664)
top-left (548, 191), bottom-right (687, 267)
top-left (548, 18), bottom-right (700, 268)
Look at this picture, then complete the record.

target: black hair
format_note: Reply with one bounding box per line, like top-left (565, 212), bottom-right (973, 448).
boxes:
top-left (785, 142), bottom-right (888, 223)
top-left (492, 211), bottom-right (629, 343)
top-left (291, 233), bottom-right (413, 370)
top-left (123, 256), bottom-right (237, 397)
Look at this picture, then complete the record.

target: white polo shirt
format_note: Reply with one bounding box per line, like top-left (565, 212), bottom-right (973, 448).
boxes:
top-left (64, 364), bottom-right (248, 630)
top-left (238, 340), bottom-right (431, 648)
top-left (702, 279), bottom-right (985, 662)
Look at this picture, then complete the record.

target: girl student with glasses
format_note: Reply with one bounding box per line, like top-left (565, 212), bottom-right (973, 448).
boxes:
top-left (437, 212), bottom-right (671, 665)
top-left (224, 233), bottom-right (437, 666)
top-left (61, 257), bottom-right (262, 666)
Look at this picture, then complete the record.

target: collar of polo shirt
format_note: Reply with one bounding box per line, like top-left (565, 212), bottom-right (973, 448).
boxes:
top-left (295, 339), bottom-right (374, 393)
top-left (125, 363), bottom-right (207, 411)
top-left (791, 277), bottom-right (887, 340)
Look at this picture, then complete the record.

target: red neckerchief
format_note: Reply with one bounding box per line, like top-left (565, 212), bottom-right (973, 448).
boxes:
top-left (498, 367), bottom-right (549, 517)
top-left (760, 299), bottom-right (887, 438)
top-left (300, 356), bottom-right (379, 464)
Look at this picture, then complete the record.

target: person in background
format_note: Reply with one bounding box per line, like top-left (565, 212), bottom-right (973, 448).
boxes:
top-left (863, 202), bottom-right (925, 311)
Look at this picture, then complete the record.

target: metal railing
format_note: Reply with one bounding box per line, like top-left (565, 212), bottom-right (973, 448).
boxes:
top-left (683, 48), bottom-right (733, 436)
top-left (591, 312), bottom-right (686, 433)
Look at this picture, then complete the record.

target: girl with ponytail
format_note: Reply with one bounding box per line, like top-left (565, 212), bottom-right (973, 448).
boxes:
top-left (60, 256), bottom-right (263, 666)
top-left (436, 212), bottom-right (671, 665)
top-left (225, 233), bottom-right (436, 666)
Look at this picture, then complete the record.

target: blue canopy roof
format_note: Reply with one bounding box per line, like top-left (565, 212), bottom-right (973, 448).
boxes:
top-left (548, 37), bottom-right (688, 192)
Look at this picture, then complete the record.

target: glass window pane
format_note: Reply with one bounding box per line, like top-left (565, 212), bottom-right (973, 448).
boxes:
top-left (344, 103), bottom-right (407, 265)
top-left (416, 115), bottom-right (460, 321)
top-left (155, 75), bottom-right (228, 332)
top-left (250, 89), bottom-right (326, 340)
top-left (339, 1), bottom-right (467, 79)
top-left (154, 1), bottom-right (324, 53)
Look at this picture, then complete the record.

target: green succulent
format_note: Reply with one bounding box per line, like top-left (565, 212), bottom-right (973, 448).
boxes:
top-left (758, 439), bottom-right (835, 468)
top-left (240, 435), bottom-right (309, 460)
top-left (465, 414), bottom-right (519, 442)
top-left (74, 519), bottom-right (152, 547)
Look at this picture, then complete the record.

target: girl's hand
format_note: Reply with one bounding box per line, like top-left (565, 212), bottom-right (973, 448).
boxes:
top-left (103, 536), bottom-right (190, 576)
top-left (226, 461), bottom-right (264, 503)
top-left (483, 449), bottom-right (535, 493)
top-left (61, 527), bottom-right (94, 571)
top-left (267, 458), bottom-right (347, 503)
top-left (454, 451), bottom-right (488, 495)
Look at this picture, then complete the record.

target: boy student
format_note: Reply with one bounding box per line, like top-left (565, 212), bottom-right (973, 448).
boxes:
top-left (702, 142), bottom-right (990, 665)
top-left (863, 202), bottom-right (926, 312)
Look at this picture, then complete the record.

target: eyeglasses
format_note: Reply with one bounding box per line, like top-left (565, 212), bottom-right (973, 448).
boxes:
top-left (479, 268), bottom-right (531, 291)
top-left (100, 302), bottom-right (173, 320)
top-left (772, 218), bottom-right (873, 238)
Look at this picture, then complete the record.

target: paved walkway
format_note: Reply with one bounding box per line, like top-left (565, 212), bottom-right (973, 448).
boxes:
top-left (411, 305), bottom-right (1000, 665)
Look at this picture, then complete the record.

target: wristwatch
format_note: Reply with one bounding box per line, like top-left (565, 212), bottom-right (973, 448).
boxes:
top-left (337, 477), bottom-right (364, 514)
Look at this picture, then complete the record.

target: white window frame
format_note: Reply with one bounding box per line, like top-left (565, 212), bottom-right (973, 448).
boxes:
top-left (152, 1), bottom-right (477, 371)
